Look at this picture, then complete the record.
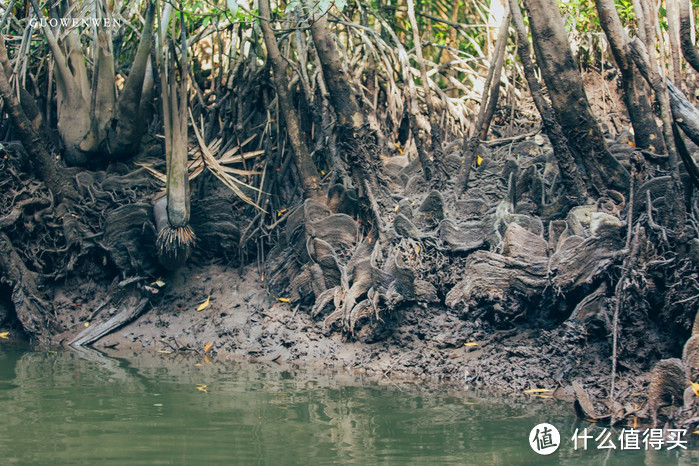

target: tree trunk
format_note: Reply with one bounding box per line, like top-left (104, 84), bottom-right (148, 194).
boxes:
top-left (509, 0), bottom-right (589, 205)
top-left (595, 0), bottom-right (664, 152)
top-left (522, 0), bottom-right (630, 195)
top-left (628, 37), bottom-right (686, 229)
top-left (309, 16), bottom-right (364, 134)
top-left (679, 0), bottom-right (699, 73)
top-left (0, 36), bottom-right (76, 202)
top-left (406, 0), bottom-right (437, 181)
top-left (665, 0), bottom-right (683, 85)
top-left (406, 0), bottom-right (448, 182)
top-left (307, 9), bottom-right (388, 230)
top-left (155, 8), bottom-right (195, 269)
top-left (102, 1), bottom-right (155, 160)
top-left (461, 12), bottom-right (510, 191)
top-left (259, 0), bottom-right (322, 199)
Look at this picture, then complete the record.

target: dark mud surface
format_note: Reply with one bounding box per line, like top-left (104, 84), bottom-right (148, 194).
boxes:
top-left (50, 262), bottom-right (645, 409)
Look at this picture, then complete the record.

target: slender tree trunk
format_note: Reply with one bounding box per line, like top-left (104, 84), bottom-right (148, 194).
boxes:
top-left (406, 0), bottom-right (437, 181)
top-left (103, 0), bottom-right (155, 160)
top-left (461, 13), bottom-right (509, 191)
top-left (308, 15), bottom-right (364, 134)
top-left (509, 0), bottom-right (589, 205)
top-left (628, 38), bottom-right (687, 229)
top-left (665, 0), bottom-right (683, 85)
top-left (259, 0), bottom-right (322, 199)
top-left (522, 0), bottom-right (630, 195)
top-left (307, 9), bottom-right (390, 233)
top-left (478, 10), bottom-right (510, 141)
top-left (595, 0), bottom-right (664, 152)
top-left (155, 7), bottom-right (195, 269)
top-left (679, 0), bottom-right (699, 73)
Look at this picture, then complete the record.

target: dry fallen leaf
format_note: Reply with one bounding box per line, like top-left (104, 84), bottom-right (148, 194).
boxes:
top-left (196, 296), bottom-right (211, 311)
top-left (0, 331), bottom-right (9, 340)
top-left (277, 297), bottom-right (290, 303)
top-left (196, 384), bottom-right (208, 393)
top-left (524, 388), bottom-right (554, 394)
top-left (476, 155), bottom-right (483, 166)
top-left (150, 277), bottom-right (166, 287)
top-left (204, 342), bottom-right (213, 353)
top-left (691, 381), bottom-right (699, 397)
top-left (463, 342), bottom-right (478, 347)
top-left (84, 322), bottom-right (90, 328)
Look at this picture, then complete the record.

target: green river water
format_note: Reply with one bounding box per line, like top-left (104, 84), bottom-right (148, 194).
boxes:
top-left (0, 345), bottom-right (695, 465)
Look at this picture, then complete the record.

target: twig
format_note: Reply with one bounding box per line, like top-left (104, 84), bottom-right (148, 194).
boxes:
top-left (383, 348), bottom-right (418, 377)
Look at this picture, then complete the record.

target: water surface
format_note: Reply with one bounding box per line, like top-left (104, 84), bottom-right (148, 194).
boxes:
top-left (0, 346), bottom-right (694, 464)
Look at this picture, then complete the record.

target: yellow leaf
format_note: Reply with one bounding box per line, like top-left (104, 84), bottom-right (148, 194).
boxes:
top-left (693, 430), bottom-right (699, 435)
top-left (197, 296), bottom-right (211, 311)
top-left (524, 388), bottom-right (554, 394)
top-left (463, 342), bottom-right (478, 347)
top-left (476, 155), bottom-right (483, 166)
top-left (321, 170), bottom-right (326, 175)
top-left (196, 384), bottom-right (208, 393)
top-left (415, 245), bottom-right (421, 255)
top-left (194, 363), bottom-right (203, 367)
top-left (277, 297), bottom-right (290, 303)
top-left (204, 342), bottom-right (213, 353)
top-left (84, 322), bottom-right (90, 328)
top-left (0, 331), bottom-right (9, 340)
top-left (157, 350), bottom-right (172, 354)
top-left (394, 204), bottom-right (399, 212)
top-left (691, 381), bottom-right (699, 397)
top-left (204, 355), bottom-right (212, 364)
top-left (150, 277), bottom-right (166, 287)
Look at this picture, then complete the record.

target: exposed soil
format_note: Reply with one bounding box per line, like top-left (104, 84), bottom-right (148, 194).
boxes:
top-left (47, 257), bottom-right (664, 423)
top-left (51, 263), bottom-right (592, 390)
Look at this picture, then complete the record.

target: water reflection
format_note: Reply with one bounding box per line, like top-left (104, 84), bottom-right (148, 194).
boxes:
top-left (0, 346), bottom-right (695, 464)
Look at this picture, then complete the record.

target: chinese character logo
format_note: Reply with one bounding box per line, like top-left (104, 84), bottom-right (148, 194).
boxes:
top-left (529, 423), bottom-right (560, 455)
